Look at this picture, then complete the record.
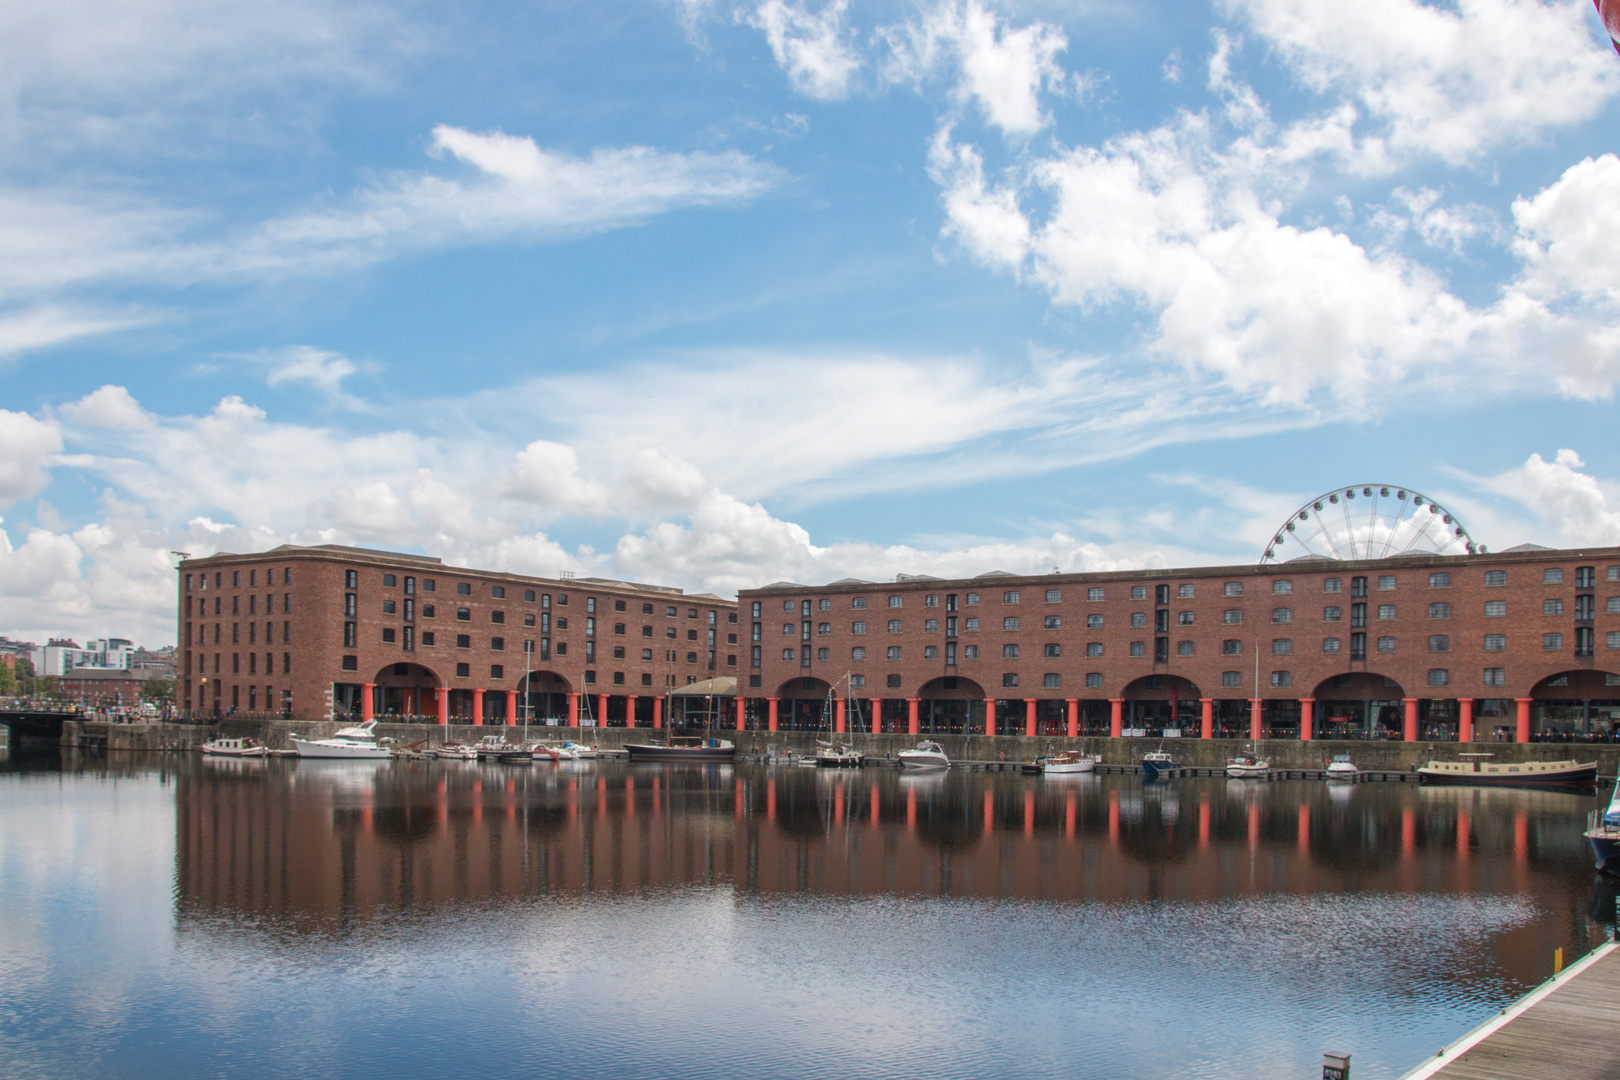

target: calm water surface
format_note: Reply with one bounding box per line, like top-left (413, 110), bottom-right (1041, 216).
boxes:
top-left (0, 751), bottom-right (1612, 1080)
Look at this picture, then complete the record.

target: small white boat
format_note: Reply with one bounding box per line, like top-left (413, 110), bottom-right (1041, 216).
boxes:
top-left (290, 721), bottom-right (392, 760)
top-left (558, 741), bottom-right (597, 759)
top-left (1040, 751), bottom-right (1097, 775)
top-left (1225, 754), bottom-right (1271, 779)
top-left (1325, 754), bottom-right (1359, 782)
top-left (815, 741), bottom-right (865, 768)
top-left (200, 736), bottom-right (268, 758)
top-left (899, 740), bottom-right (949, 770)
top-left (432, 743), bottom-right (478, 761)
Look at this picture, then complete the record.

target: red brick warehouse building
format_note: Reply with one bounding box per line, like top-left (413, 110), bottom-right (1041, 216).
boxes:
top-left (177, 545), bottom-right (741, 725)
top-left (738, 543), bottom-right (1620, 744)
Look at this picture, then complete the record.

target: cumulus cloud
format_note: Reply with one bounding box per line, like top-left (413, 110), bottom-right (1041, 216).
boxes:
top-left (0, 409), bottom-right (63, 505)
top-left (884, 0), bottom-right (1068, 135)
top-left (1496, 449), bottom-right (1620, 546)
top-left (502, 440), bottom-right (612, 517)
top-left (1224, 0), bottom-right (1619, 170)
top-left (231, 344), bottom-right (372, 407)
top-left (745, 0), bottom-right (861, 101)
top-left (624, 447), bottom-right (709, 510)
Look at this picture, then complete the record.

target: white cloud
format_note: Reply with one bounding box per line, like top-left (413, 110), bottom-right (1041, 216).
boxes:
top-left (884, 0), bottom-right (1068, 135)
top-left (745, 1), bottom-right (861, 101)
top-left (0, 409), bottom-right (63, 505)
top-left (1225, 0), bottom-right (1620, 170)
top-left (0, 304), bottom-right (155, 358)
top-left (1495, 449), bottom-right (1620, 546)
top-left (58, 385), bottom-right (153, 431)
top-left (926, 127), bottom-right (1030, 270)
top-left (1510, 154), bottom-right (1620, 309)
top-left (502, 440), bottom-right (613, 517)
top-left (230, 344), bottom-right (372, 407)
top-left (624, 448), bottom-right (709, 510)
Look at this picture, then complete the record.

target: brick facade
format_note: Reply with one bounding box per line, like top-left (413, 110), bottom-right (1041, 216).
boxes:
top-left (178, 545), bottom-right (740, 724)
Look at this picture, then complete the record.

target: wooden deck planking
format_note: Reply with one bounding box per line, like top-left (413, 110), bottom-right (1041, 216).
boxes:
top-left (1414, 944), bottom-right (1620, 1080)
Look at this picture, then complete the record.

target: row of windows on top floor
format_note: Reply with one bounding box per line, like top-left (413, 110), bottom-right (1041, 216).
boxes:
top-left (338, 597), bottom-right (734, 632)
top-left (765, 628), bottom-right (1617, 666)
top-left (743, 667), bottom-right (1609, 692)
top-left (755, 596), bottom-right (1617, 639)
top-left (335, 569), bottom-right (721, 621)
top-left (747, 567), bottom-right (1620, 616)
top-left (335, 657), bottom-right (727, 687)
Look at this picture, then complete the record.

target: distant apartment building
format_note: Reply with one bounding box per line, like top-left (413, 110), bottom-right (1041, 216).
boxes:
top-left (30, 637), bottom-right (135, 676)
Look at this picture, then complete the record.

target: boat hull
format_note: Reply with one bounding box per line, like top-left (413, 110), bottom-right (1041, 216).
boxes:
top-left (1141, 758), bottom-right (1177, 778)
top-left (898, 754), bottom-right (948, 770)
top-left (201, 745), bottom-right (268, 758)
top-left (1043, 759), bottom-right (1096, 775)
top-left (1417, 762), bottom-right (1597, 789)
top-left (623, 743), bottom-right (736, 762)
top-left (1224, 764), bottom-right (1269, 779)
top-left (1324, 766), bottom-right (1359, 782)
top-left (290, 739), bottom-right (391, 760)
top-left (1588, 830), bottom-right (1620, 873)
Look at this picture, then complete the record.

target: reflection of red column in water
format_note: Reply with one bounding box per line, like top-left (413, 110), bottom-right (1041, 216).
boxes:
top-left (735, 778), bottom-right (744, 820)
top-left (652, 775), bottom-right (660, 818)
top-left (1457, 809), bottom-right (1470, 863)
top-left (1024, 788), bottom-right (1034, 838)
top-left (568, 777), bottom-right (577, 824)
top-left (439, 778), bottom-right (448, 830)
top-left (625, 776), bottom-right (634, 819)
top-left (507, 777), bottom-right (516, 822)
top-left (870, 783), bottom-right (880, 829)
top-left (1065, 790), bottom-right (1076, 840)
top-left (767, 778), bottom-right (776, 823)
top-left (1514, 812), bottom-right (1528, 863)
top-left (473, 779), bottom-right (482, 827)
top-left (1108, 790), bottom-right (1119, 846)
top-left (984, 789), bottom-right (994, 837)
top-left (1401, 805), bottom-right (1415, 857)
top-left (1247, 802), bottom-right (1258, 853)
top-left (1297, 804), bottom-right (1309, 853)
top-left (1199, 798), bottom-right (1210, 849)
top-left (834, 783), bottom-right (844, 827)
top-left (907, 787), bottom-right (916, 832)
top-left (597, 775), bottom-right (607, 820)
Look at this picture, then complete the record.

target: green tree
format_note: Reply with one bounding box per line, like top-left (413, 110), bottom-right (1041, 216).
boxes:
top-left (0, 660), bottom-right (15, 695)
top-left (141, 678), bottom-right (176, 706)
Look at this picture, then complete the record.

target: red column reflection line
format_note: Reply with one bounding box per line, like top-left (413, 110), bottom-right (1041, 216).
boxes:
top-left (626, 776), bottom-right (634, 819)
top-left (1198, 797), bottom-right (1210, 850)
top-left (767, 778), bottom-right (777, 823)
top-left (984, 788), bottom-right (994, 837)
top-left (1401, 805), bottom-right (1415, 858)
top-left (1297, 804), bottom-right (1309, 854)
top-left (735, 778), bottom-right (744, 820)
top-left (1514, 811), bottom-right (1528, 864)
top-left (1457, 809), bottom-right (1470, 864)
top-left (1065, 790), bottom-right (1076, 842)
top-left (1247, 802), bottom-right (1258, 853)
top-left (870, 783), bottom-right (880, 829)
top-left (834, 783), bottom-right (845, 827)
top-left (652, 774), bottom-right (661, 818)
top-left (1024, 788), bottom-right (1034, 839)
top-left (1108, 790), bottom-right (1119, 847)
top-left (906, 786), bottom-right (916, 832)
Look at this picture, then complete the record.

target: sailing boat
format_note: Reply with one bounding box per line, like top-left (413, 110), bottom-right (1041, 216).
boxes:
top-left (623, 677), bottom-right (736, 762)
top-left (815, 675), bottom-right (864, 768)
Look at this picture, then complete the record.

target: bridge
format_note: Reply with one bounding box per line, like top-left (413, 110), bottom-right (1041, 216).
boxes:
top-left (2, 706), bottom-right (88, 746)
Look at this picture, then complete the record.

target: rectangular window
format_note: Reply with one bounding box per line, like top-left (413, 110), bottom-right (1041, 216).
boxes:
top-left (1087, 587), bottom-right (1104, 601)
top-left (1350, 576), bottom-right (1367, 597)
top-left (1610, 566), bottom-right (1620, 581)
top-left (1272, 638), bottom-right (1292, 655)
top-left (1001, 590), bottom-right (1019, 605)
top-left (965, 618), bottom-right (979, 631)
top-left (1044, 642), bottom-right (1061, 658)
top-left (818, 622), bottom-right (832, 635)
top-left (1545, 567), bottom-right (1565, 584)
top-left (1272, 608), bottom-right (1292, 623)
top-left (1224, 582), bottom-right (1242, 596)
top-left (1177, 640), bottom-right (1194, 656)
top-left (783, 648), bottom-right (795, 662)
top-left (1429, 573), bottom-right (1450, 588)
top-left (1544, 632), bottom-right (1563, 650)
top-left (1177, 583), bottom-right (1194, 598)
top-left (887, 620), bottom-right (902, 633)
top-left (1045, 589), bottom-right (1061, 602)
top-left (1130, 586), bottom-right (1147, 600)
top-left (1273, 580), bottom-right (1292, 594)
top-left (1577, 595), bottom-right (1595, 619)
top-left (1043, 673), bottom-right (1061, 689)
top-left (1222, 671), bottom-right (1241, 688)
top-left (1087, 614), bottom-right (1103, 628)
top-left (964, 645), bottom-right (978, 658)
top-left (1544, 598), bottom-right (1564, 616)
top-left (1607, 631), bottom-right (1620, 649)
top-left (343, 622), bottom-right (356, 648)
top-left (1222, 639), bottom-right (1240, 655)
top-left (456, 634), bottom-right (470, 648)
top-left (1323, 606), bottom-right (1341, 621)
top-left (1485, 570), bottom-right (1507, 586)
top-left (1086, 643), bottom-right (1104, 657)
top-left (1002, 673), bottom-right (1019, 688)
top-left (1377, 636), bottom-right (1395, 653)
top-left (818, 648), bottom-right (831, 661)
top-left (888, 595), bottom-right (903, 608)
top-left (1483, 667), bottom-right (1506, 685)
top-left (1322, 637), bottom-right (1341, 654)
top-left (1223, 609), bottom-right (1242, 624)
top-left (1428, 635), bottom-right (1450, 652)
top-left (342, 655), bottom-right (358, 671)
top-left (1177, 611), bottom-right (1194, 625)
top-left (1485, 601), bottom-right (1507, 617)
top-left (1378, 575), bottom-right (1396, 590)
top-left (1003, 617), bottom-right (1020, 631)
top-left (852, 621), bottom-right (866, 634)
top-left (1270, 671), bottom-right (1291, 688)
top-left (1043, 615), bottom-right (1060, 630)
top-left (1377, 605), bottom-right (1395, 620)
top-left (422, 632), bottom-right (435, 646)
top-left (884, 645), bottom-right (901, 660)
top-left (1129, 641), bottom-right (1145, 657)
top-left (1002, 644), bottom-right (1019, 659)
top-left (1323, 578), bottom-right (1341, 593)
top-left (851, 597), bottom-right (868, 610)
top-left (1086, 673), bottom-right (1103, 689)
top-left (1427, 669), bottom-right (1449, 687)
top-left (381, 628), bottom-right (396, 643)
top-left (965, 592), bottom-right (979, 605)
top-left (1128, 612), bottom-right (1146, 628)
top-left (851, 646), bottom-right (866, 661)
top-left (1428, 602), bottom-right (1450, 619)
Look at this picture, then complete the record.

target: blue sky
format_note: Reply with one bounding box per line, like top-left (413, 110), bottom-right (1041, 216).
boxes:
top-left (2, 0), bottom-right (1620, 647)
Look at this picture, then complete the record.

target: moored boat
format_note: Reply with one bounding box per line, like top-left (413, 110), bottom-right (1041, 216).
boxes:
top-left (624, 737), bottom-right (736, 762)
top-left (1224, 754), bottom-right (1271, 779)
top-left (432, 743), bottom-right (478, 761)
top-left (1325, 754), bottom-right (1359, 782)
top-left (898, 740), bottom-right (949, 770)
top-left (558, 741), bottom-right (597, 759)
top-left (1417, 753), bottom-right (1597, 789)
top-left (1141, 750), bottom-right (1177, 778)
top-left (200, 736), bottom-right (268, 758)
top-left (815, 741), bottom-right (864, 768)
top-left (1586, 777), bottom-right (1620, 873)
top-left (290, 721), bottom-right (392, 760)
top-left (1039, 751), bottom-right (1097, 775)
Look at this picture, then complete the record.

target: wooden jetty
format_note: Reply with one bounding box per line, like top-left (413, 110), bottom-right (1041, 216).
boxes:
top-left (1400, 941), bottom-right (1620, 1080)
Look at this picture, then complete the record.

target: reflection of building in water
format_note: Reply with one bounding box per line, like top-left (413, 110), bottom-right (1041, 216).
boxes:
top-left (176, 763), bottom-right (1595, 978)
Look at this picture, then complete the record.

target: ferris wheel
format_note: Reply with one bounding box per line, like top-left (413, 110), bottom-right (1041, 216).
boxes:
top-left (1261, 485), bottom-right (1481, 564)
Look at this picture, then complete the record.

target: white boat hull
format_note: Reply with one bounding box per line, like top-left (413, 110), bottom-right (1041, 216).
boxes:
top-left (899, 752), bottom-right (949, 770)
top-left (1043, 758), bottom-right (1096, 774)
top-left (1325, 765), bottom-right (1359, 782)
top-left (290, 739), bottom-right (391, 760)
top-left (1225, 762), bottom-right (1270, 779)
top-left (201, 744), bottom-right (268, 758)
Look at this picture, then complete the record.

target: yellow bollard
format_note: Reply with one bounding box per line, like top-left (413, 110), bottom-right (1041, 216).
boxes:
top-left (1554, 947), bottom-right (1564, 974)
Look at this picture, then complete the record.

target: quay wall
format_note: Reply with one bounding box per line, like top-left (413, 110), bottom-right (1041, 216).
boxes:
top-left (61, 718), bottom-right (1620, 775)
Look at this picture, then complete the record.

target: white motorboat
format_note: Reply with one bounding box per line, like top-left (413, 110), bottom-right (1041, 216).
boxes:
top-left (290, 721), bottom-right (392, 759)
top-left (558, 741), bottom-right (597, 759)
top-left (200, 736), bottom-right (268, 758)
top-left (899, 740), bottom-right (949, 770)
top-left (432, 742), bottom-right (478, 761)
top-left (542, 743), bottom-right (578, 761)
top-left (1325, 754), bottom-right (1359, 782)
top-left (1141, 750), bottom-right (1177, 778)
top-left (1040, 751), bottom-right (1097, 775)
top-left (1224, 754), bottom-right (1271, 779)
